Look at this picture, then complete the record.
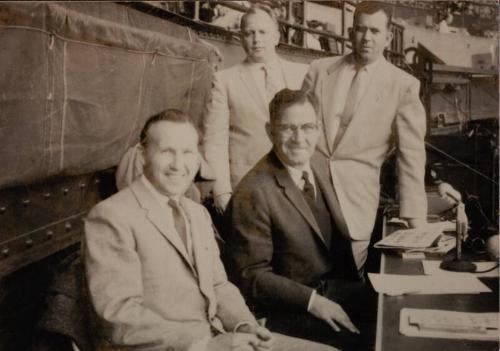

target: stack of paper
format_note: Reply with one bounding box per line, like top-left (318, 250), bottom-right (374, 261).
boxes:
top-left (400, 308), bottom-right (499, 341)
top-left (368, 273), bottom-right (491, 296)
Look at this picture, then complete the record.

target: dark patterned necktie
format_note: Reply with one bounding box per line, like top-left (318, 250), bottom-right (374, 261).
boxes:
top-left (302, 171), bottom-right (315, 203)
top-left (169, 199), bottom-right (188, 249)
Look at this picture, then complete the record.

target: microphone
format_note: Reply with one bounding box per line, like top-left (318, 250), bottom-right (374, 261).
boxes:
top-left (440, 202), bottom-right (477, 272)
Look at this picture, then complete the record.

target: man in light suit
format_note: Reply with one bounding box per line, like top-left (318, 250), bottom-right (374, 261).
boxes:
top-left (84, 109), bottom-right (335, 351)
top-left (203, 5), bottom-right (308, 212)
top-left (224, 90), bottom-right (376, 351)
top-left (302, 1), bottom-right (428, 273)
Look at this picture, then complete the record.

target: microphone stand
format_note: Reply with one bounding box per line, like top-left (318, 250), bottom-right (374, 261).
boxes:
top-left (440, 202), bottom-right (477, 272)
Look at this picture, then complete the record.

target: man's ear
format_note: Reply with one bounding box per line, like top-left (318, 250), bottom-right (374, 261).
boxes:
top-left (348, 27), bottom-right (354, 42)
top-left (265, 122), bottom-right (273, 141)
top-left (385, 30), bottom-right (393, 48)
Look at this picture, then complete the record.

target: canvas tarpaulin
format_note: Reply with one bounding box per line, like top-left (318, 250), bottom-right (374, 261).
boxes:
top-left (0, 2), bottom-right (220, 189)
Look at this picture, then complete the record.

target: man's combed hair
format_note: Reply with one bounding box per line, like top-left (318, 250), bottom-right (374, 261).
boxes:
top-left (354, 1), bottom-right (392, 28)
top-left (240, 4), bottom-right (279, 31)
top-left (269, 89), bottom-right (318, 125)
top-left (140, 109), bottom-right (195, 146)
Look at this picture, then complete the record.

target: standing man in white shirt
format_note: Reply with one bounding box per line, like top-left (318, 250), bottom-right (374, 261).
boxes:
top-left (203, 4), bottom-right (308, 212)
top-left (302, 1), bottom-right (428, 274)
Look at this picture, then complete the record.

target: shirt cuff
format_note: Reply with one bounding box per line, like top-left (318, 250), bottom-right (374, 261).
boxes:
top-left (233, 320), bottom-right (256, 333)
top-left (306, 289), bottom-right (317, 312)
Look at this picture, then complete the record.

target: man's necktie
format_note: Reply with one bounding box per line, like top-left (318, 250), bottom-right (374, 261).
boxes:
top-left (333, 66), bottom-right (366, 149)
top-left (302, 171), bottom-right (315, 203)
top-left (263, 65), bottom-right (278, 102)
top-left (169, 199), bottom-right (188, 249)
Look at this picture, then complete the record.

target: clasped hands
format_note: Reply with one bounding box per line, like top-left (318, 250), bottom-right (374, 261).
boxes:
top-left (208, 323), bottom-right (273, 351)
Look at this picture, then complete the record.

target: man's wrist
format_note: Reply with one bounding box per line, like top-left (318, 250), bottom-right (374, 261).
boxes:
top-left (233, 320), bottom-right (257, 333)
top-left (215, 192), bottom-right (232, 199)
top-left (307, 289), bottom-right (317, 312)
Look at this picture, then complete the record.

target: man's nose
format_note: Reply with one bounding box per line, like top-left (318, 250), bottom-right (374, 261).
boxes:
top-left (291, 127), bottom-right (306, 142)
top-left (170, 154), bottom-right (182, 170)
top-left (361, 29), bottom-right (372, 41)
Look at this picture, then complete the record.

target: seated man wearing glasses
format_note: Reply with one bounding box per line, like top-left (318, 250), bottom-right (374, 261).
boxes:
top-left (224, 89), bottom-right (375, 351)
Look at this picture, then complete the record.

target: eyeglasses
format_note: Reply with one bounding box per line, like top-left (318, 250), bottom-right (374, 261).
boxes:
top-left (275, 123), bottom-right (319, 135)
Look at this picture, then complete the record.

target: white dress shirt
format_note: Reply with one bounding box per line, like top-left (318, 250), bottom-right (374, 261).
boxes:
top-left (328, 56), bottom-right (383, 147)
top-left (247, 57), bottom-right (287, 105)
top-left (141, 175), bottom-right (194, 262)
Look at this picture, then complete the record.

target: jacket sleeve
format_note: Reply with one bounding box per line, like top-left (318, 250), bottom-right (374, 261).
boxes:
top-left (224, 185), bottom-right (314, 311)
top-left (395, 78), bottom-right (428, 219)
top-left (202, 208), bottom-right (257, 331)
top-left (84, 203), bottom-right (211, 351)
top-left (202, 71), bottom-right (233, 197)
top-left (301, 59), bottom-right (319, 96)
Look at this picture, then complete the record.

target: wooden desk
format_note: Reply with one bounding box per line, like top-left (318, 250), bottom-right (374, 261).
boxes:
top-left (375, 223), bottom-right (499, 351)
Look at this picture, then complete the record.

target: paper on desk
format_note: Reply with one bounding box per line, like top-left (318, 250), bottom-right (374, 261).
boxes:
top-left (368, 273), bottom-right (491, 295)
top-left (400, 308), bottom-right (499, 341)
top-left (375, 226), bottom-right (443, 249)
top-left (422, 260), bottom-right (500, 278)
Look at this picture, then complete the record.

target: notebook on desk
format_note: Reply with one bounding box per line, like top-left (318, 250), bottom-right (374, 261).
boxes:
top-left (400, 308), bottom-right (499, 341)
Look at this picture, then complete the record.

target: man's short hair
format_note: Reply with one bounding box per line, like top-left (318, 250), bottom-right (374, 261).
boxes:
top-left (354, 1), bottom-right (392, 28)
top-left (269, 89), bottom-right (318, 125)
top-left (140, 109), bottom-right (197, 146)
top-left (240, 4), bottom-right (279, 31)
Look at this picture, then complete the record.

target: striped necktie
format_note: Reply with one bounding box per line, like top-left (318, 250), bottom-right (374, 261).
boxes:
top-left (169, 199), bottom-right (188, 249)
top-left (263, 64), bottom-right (279, 102)
top-left (333, 66), bottom-right (366, 149)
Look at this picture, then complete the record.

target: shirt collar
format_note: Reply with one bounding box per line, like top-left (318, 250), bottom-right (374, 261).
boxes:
top-left (141, 174), bottom-right (177, 207)
top-left (275, 152), bottom-right (314, 185)
top-left (348, 54), bottom-right (384, 75)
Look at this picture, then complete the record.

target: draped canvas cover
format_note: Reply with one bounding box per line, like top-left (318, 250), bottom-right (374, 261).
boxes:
top-left (0, 2), bottom-right (219, 188)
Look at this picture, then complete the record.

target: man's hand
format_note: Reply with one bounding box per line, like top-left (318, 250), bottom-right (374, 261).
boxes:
top-left (236, 324), bottom-right (274, 350)
top-left (207, 332), bottom-right (261, 351)
top-left (214, 193), bottom-right (232, 213)
top-left (309, 294), bottom-right (359, 334)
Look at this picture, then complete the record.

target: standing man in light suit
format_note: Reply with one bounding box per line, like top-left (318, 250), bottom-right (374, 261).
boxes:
top-left (203, 5), bottom-right (308, 212)
top-left (84, 110), bottom-right (336, 351)
top-left (302, 1), bottom-right (428, 273)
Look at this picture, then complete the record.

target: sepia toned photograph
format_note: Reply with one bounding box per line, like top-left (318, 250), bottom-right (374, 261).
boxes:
top-left (0, 1), bottom-right (498, 350)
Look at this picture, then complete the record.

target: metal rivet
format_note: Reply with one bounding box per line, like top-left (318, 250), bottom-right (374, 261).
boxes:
top-left (62, 187), bottom-right (69, 194)
top-left (1, 248), bottom-right (9, 257)
top-left (22, 199), bottom-right (31, 206)
top-left (46, 230), bottom-right (54, 238)
top-left (0, 206), bottom-right (6, 214)
top-left (79, 183), bottom-right (87, 188)
top-left (44, 192), bottom-right (51, 199)
top-left (65, 222), bottom-right (72, 231)
top-left (25, 239), bottom-right (33, 247)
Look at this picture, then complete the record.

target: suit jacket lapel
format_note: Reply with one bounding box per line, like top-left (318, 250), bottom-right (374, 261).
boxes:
top-left (181, 198), bottom-right (213, 299)
top-left (321, 56), bottom-right (348, 155)
top-left (130, 179), bottom-right (197, 276)
top-left (239, 63), bottom-right (268, 118)
top-left (335, 59), bottom-right (391, 152)
top-left (270, 154), bottom-right (326, 246)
